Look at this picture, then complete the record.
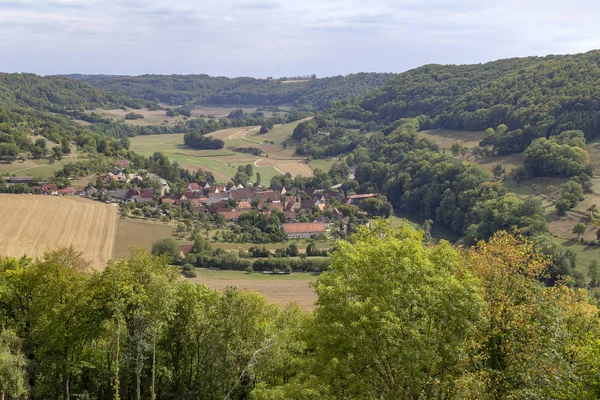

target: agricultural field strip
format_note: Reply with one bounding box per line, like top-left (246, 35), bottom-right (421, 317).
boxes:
top-left (0, 195), bottom-right (117, 268)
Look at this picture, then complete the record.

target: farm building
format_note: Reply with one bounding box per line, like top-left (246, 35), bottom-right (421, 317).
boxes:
top-left (282, 222), bottom-right (326, 239)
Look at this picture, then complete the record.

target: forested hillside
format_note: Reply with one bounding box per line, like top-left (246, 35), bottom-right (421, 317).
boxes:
top-left (0, 73), bottom-right (148, 113)
top-left (65, 73), bottom-right (394, 110)
top-left (0, 74), bottom-right (155, 160)
top-left (334, 50), bottom-right (600, 149)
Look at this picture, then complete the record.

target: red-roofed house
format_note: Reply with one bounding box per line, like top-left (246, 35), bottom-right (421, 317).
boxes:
top-left (179, 245), bottom-right (194, 259)
top-left (42, 184), bottom-right (59, 196)
top-left (282, 222), bottom-right (326, 239)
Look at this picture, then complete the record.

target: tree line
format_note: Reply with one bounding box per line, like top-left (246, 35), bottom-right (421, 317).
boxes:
top-left (1, 223), bottom-right (600, 399)
top-left (65, 73), bottom-right (395, 111)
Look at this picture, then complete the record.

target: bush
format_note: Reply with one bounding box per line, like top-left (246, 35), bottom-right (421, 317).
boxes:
top-left (245, 265), bottom-right (254, 274)
top-left (182, 264), bottom-right (197, 278)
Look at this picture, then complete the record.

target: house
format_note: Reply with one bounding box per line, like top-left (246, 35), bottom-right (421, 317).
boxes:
top-left (344, 193), bottom-right (380, 205)
top-left (57, 187), bottom-right (75, 196)
top-left (236, 201), bottom-right (253, 211)
top-left (296, 200), bottom-right (315, 212)
top-left (260, 202), bottom-right (284, 212)
top-left (41, 184), bottom-right (59, 196)
top-left (282, 222), bottom-right (327, 239)
top-left (115, 159), bottom-right (129, 168)
top-left (230, 188), bottom-right (254, 201)
top-left (218, 211), bottom-right (244, 222)
top-left (253, 190), bottom-right (280, 202)
top-left (127, 174), bottom-right (143, 183)
top-left (105, 172), bottom-right (126, 183)
top-left (179, 245), bottom-right (194, 259)
top-left (7, 176), bottom-right (33, 184)
top-left (187, 183), bottom-right (201, 192)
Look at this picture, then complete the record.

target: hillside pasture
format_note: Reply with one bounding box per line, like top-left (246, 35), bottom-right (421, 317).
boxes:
top-left (419, 129), bottom-right (484, 149)
top-left (89, 108), bottom-right (183, 126)
top-left (0, 152), bottom-right (87, 179)
top-left (0, 195), bottom-right (117, 268)
top-left (130, 120), bottom-right (317, 183)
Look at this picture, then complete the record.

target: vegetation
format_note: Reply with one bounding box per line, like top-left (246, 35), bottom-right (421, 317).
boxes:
top-left (66, 73), bottom-right (395, 110)
top-left (3, 223), bottom-right (600, 398)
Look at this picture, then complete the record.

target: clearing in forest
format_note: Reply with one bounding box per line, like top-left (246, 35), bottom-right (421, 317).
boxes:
top-left (0, 194), bottom-right (117, 268)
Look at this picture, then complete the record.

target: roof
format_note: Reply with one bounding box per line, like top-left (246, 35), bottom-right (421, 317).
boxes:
top-left (347, 193), bottom-right (379, 200)
top-left (237, 201), bottom-right (252, 210)
top-left (282, 222), bottom-right (326, 234)
top-left (179, 245), bottom-right (194, 256)
top-left (188, 183), bottom-right (200, 190)
top-left (218, 211), bottom-right (244, 221)
top-left (115, 159), bottom-right (129, 166)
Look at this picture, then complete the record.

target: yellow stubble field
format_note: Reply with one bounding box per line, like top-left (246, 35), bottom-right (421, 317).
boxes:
top-left (0, 194), bottom-right (117, 268)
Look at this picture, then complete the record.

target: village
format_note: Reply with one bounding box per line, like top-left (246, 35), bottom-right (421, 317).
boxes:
top-left (1, 159), bottom-right (391, 244)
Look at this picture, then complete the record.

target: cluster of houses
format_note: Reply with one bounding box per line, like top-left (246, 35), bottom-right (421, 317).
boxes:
top-left (3, 158), bottom-right (379, 240)
top-left (100, 180), bottom-right (379, 238)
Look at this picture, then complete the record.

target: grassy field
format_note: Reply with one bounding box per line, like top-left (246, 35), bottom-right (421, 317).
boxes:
top-left (130, 120), bottom-right (317, 183)
top-left (0, 153), bottom-right (87, 179)
top-left (419, 129), bottom-right (484, 149)
top-left (89, 108), bottom-right (184, 126)
top-left (309, 158), bottom-right (339, 173)
top-left (188, 268), bottom-right (317, 310)
top-left (114, 218), bottom-right (183, 260)
top-left (0, 194), bottom-right (117, 268)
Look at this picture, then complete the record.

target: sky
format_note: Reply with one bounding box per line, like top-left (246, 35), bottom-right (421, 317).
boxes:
top-left (1, 0), bottom-right (599, 77)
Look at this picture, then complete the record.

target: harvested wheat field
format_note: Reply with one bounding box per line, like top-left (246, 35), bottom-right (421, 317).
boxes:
top-left (189, 269), bottom-right (317, 311)
top-left (0, 194), bottom-right (117, 268)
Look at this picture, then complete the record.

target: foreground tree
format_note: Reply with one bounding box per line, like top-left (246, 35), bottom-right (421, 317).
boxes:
top-left (270, 222), bottom-right (483, 399)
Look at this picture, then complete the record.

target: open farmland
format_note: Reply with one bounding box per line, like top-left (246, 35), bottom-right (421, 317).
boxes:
top-left (130, 119), bottom-right (321, 183)
top-left (87, 107), bottom-right (183, 126)
top-left (0, 152), bottom-right (87, 179)
top-left (0, 194), bottom-right (117, 268)
top-left (188, 268), bottom-right (317, 310)
top-left (419, 129), bottom-right (484, 149)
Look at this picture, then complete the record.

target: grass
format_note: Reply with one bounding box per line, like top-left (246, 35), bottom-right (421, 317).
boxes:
top-left (419, 129), bottom-right (484, 149)
top-left (188, 268), bottom-right (317, 310)
top-left (114, 218), bottom-right (184, 260)
top-left (0, 153), bottom-right (87, 179)
top-left (193, 268), bottom-right (315, 281)
top-left (309, 158), bottom-right (339, 173)
top-left (130, 120), bottom-right (315, 183)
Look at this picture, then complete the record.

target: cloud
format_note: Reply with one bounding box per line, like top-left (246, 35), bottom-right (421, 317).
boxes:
top-left (237, 1), bottom-right (280, 9)
top-left (0, 0), bottom-right (599, 76)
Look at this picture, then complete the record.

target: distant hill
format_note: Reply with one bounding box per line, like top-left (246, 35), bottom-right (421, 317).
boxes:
top-left (63, 73), bottom-right (395, 110)
top-left (0, 73), bottom-right (149, 113)
top-left (337, 50), bottom-right (600, 142)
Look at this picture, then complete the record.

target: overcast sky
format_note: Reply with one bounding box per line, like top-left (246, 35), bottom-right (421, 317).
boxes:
top-left (0, 0), bottom-right (599, 77)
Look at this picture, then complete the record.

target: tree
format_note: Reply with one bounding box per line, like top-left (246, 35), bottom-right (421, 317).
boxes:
top-left (151, 238), bottom-right (180, 262)
top-left (259, 125), bottom-right (270, 134)
top-left (556, 199), bottom-right (571, 216)
top-left (0, 330), bottom-right (27, 400)
top-left (292, 223), bottom-right (482, 398)
top-left (573, 222), bottom-right (586, 240)
top-left (256, 172), bottom-right (261, 185)
top-left (531, 183), bottom-right (541, 194)
top-left (588, 260), bottom-right (600, 288)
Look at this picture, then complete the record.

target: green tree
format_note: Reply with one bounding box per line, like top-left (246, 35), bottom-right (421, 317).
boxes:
top-left (492, 164), bottom-right (505, 180)
top-left (588, 260), bottom-right (600, 288)
top-left (151, 238), bottom-right (180, 262)
top-left (0, 330), bottom-right (27, 400)
top-left (573, 222), bottom-right (586, 240)
top-left (291, 223), bottom-right (482, 398)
